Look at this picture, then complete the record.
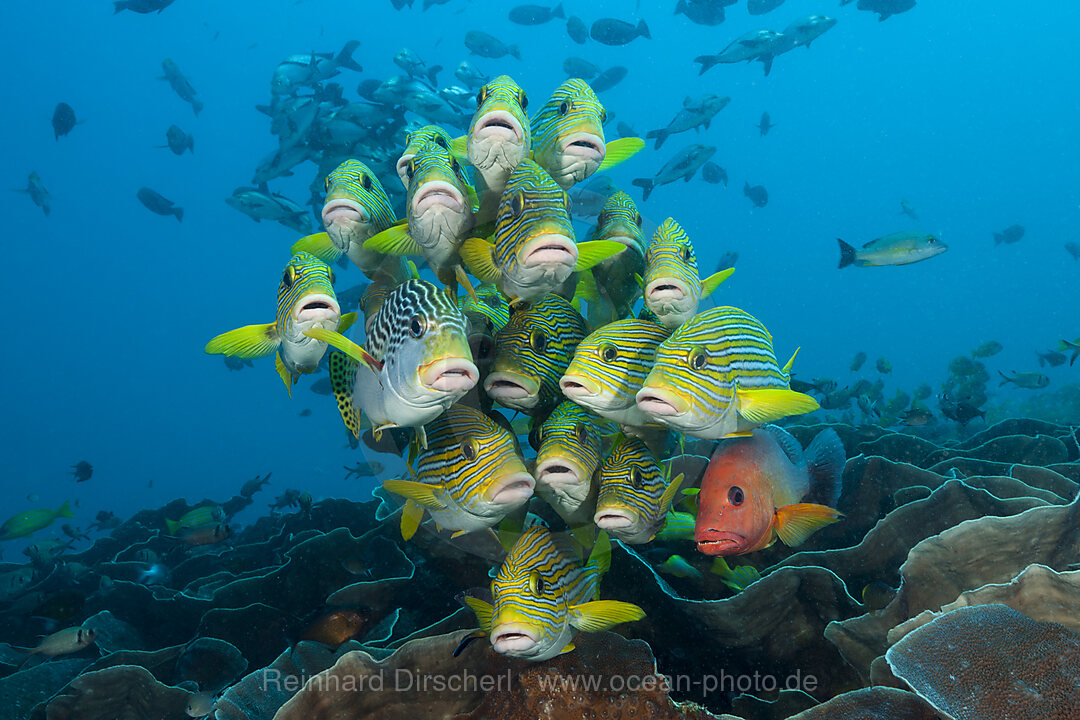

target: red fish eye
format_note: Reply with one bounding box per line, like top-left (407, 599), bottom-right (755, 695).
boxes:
top-left (728, 486), bottom-right (745, 506)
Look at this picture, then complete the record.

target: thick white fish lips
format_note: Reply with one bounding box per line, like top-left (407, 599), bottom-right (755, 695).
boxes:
top-left (556, 132), bottom-right (605, 184)
top-left (490, 623), bottom-right (542, 657)
top-left (484, 472), bottom-right (536, 508)
top-left (470, 110), bottom-right (527, 170)
top-left (287, 294), bottom-right (342, 370)
top-left (558, 373), bottom-right (602, 405)
top-left (535, 458), bottom-right (588, 501)
top-left (635, 384), bottom-right (689, 422)
top-left (593, 504), bottom-right (640, 532)
top-left (644, 277), bottom-right (692, 315)
top-left (322, 198), bottom-right (370, 250)
top-left (518, 234), bottom-right (578, 285)
top-left (411, 180), bottom-right (466, 216)
top-left (418, 357), bottom-right (479, 396)
top-left (484, 371), bottom-right (540, 409)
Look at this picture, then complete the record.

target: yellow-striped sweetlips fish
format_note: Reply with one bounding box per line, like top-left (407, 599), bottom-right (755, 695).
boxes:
top-left (396, 124), bottom-right (454, 188)
top-left (0, 502), bottom-right (74, 541)
top-left (291, 160), bottom-right (406, 285)
top-left (457, 284), bottom-right (511, 402)
top-left (635, 306), bottom-right (819, 439)
top-left (594, 437), bottom-right (684, 544)
top-left (165, 505), bottom-right (225, 535)
top-left (560, 318), bottom-right (670, 430)
top-left (459, 75), bottom-right (531, 221)
top-left (584, 191), bottom-right (648, 324)
top-left (307, 279), bottom-right (478, 447)
top-left (205, 252), bottom-right (356, 396)
top-left (533, 401), bottom-right (604, 529)
top-left (529, 79), bottom-right (644, 189)
top-left (366, 143), bottom-right (478, 292)
top-left (459, 159), bottom-right (623, 304)
top-left (642, 217), bottom-right (733, 330)
top-left (381, 404), bottom-right (535, 540)
top-left (463, 527), bottom-right (644, 661)
top-left (484, 293), bottom-right (586, 416)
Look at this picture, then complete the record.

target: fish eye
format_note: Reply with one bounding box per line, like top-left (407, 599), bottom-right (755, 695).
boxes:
top-left (635, 213), bottom-right (643, 228)
top-left (728, 486), bottom-right (745, 506)
top-left (529, 570), bottom-right (545, 594)
top-left (689, 347), bottom-right (707, 370)
top-left (460, 437), bottom-right (478, 461)
top-left (631, 466), bottom-right (644, 486)
top-left (574, 423), bottom-right (588, 444)
top-left (509, 191), bottom-right (525, 218)
top-left (600, 343), bottom-right (617, 362)
top-left (323, 175), bottom-right (332, 191)
top-left (329, 270), bottom-right (336, 284)
top-left (564, 192), bottom-right (572, 213)
top-left (361, 174), bottom-right (372, 191)
top-left (435, 135), bottom-right (449, 150)
top-left (530, 425), bottom-right (543, 449)
top-left (558, 101), bottom-right (569, 116)
top-left (601, 110), bottom-right (608, 124)
top-left (928, 237), bottom-right (937, 245)
top-left (529, 330), bottom-right (548, 353)
top-left (408, 315), bottom-right (425, 338)
top-left (406, 160), bottom-right (416, 181)
top-left (681, 245), bottom-right (692, 262)
top-left (281, 267), bottom-right (296, 289)
top-left (597, 211), bottom-right (608, 226)
top-left (519, 91), bottom-right (528, 112)
top-left (477, 88), bottom-right (486, 108)
top-left (451, 158), bottom-right (464, 177)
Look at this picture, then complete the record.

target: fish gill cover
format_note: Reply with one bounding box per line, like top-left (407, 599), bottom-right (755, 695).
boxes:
top-left (2, 0), bottom-right (1080, 718)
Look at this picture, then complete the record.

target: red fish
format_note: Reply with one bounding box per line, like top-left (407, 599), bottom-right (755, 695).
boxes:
top-left (694, 426), bottom-right (844, 556)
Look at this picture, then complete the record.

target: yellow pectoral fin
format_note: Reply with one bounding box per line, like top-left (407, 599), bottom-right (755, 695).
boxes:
top-left (205, 323), bottom-right (280, 358)
top-left (773, 503), bottom-right (843, 547)
top-left (290, 232), bottom-right (343, 264)
top-left (365, 224), bottom-right (422, 256)
top-left (598, 137), bottom-right (645, 171)
top-left (574, 240), bottom-right (625, 272)
top-left (382, 479), bottom-right (448, 510)
top-left (699, 268), bottom-right (734, 298)
top-left (569, 600), bottom-right (646, 632)
top-left (450, 135), bottom-right (469, 160)
top-left (400, 499), bottom-right (424, 541)
top-left (275, 354), bottom-right (298, 397)
top-left (586, 531), bottom-right (612, 576)
top-left (570, 524), bottom-right (597, 552)
top-left (557, 642), bottom-right (576, 655)
top-left (462, 596), bottom-right (493, 632)
top-left (657, 473), bottom-right (684, 515)
top-left (304, 328), bottom-right (382, 373)
top-left (574, 269), bottom-right (600, 302)
top-left (459, 237), bottom-right (501, 284)
top-left (736, 387), bottom-right (820, 425)
top-left (338, 312), bottom-right (358, 333)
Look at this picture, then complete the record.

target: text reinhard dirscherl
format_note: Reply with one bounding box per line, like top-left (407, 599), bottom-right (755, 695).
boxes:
top-left (263, 668), bottom-right (818, 696)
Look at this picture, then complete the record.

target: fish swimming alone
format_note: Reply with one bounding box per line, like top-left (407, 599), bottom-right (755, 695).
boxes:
top-left (205, 252), bottom-right (355, 395)
top-left (462, 527), bottom-right (644, 661)
top-left (0, 502), bottom-right (74, 541)
top-left (52, 102), bottom-right (78, 140)
top-left (160, 58), bottom-right (203, 115)
top-left (694, 426), bottom-right (844, 556)
top-left (16, 172), bottom-right (52, 216)
top-left (636, 306), bottom-right (819, 439)
top-left (137, 187), bottom-right (184, 221)
top-left (838, 232), bottom-right (947, 268)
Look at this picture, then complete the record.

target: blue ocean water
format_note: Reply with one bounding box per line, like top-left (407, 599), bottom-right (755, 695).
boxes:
top-left (1, 0), bottom-right (1078, 557)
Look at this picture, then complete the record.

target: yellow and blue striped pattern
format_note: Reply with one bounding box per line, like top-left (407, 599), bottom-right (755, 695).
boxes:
top-left (325, 159), bottom-right (397, 231)
top-left (643, 217), bottom-right (703, 300)
top-left (276, 252), bottom-right (337, 336)
top-left (596, 437), bottom-right (669, 526)
top-left (402, 125), bottom-right (454, 162)
top-left (648, 306), bottom-right (789, 408)
top-left (414, 404), bottom-right (524, 510)
top-left (407, 142), bottom-right (476, 205)
top-left (534, 400), bottom-right (603, 478)
top-left (492, 159), bottom-right (574, 274)
top-left (530, 79), bottom-right (605, 171)
top-left (457, 284), bottom-right (510, 335)
top-left (493, 293), bottom-right (587, 414)
top-left (470, 74), bottom-right (531, 154)
top-left (491, 526), bottom-right (598, 634)
top-left (595, 191), bottom-right (646, 256)
top-left (566, 319), bottom-right (670, 404)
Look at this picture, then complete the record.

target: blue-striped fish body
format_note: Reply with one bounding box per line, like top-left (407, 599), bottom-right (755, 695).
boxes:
top-left (381, 404), bottom-right (534, 539)
top-left (585, 191), bottom-right (647, 325)
top-left (290, 160), bottom-right (406, 285)
top-left (484, 293), bottom-right (587, 416)
top-left (636, 306), bottom-right (819, 438)
top-left (312, 279), bottom-right (479, 443)
top-left (594, 437), bottom-right (683, 544)
top-left (642, 217), bottom-right (734, 330)
top-left (457, 284), bottom-right (511, 409)
top-left (463, 527), bottom-right (645, 660)
top-left (396, 124), bottom-right (455, 187)
top-left (459, 159), bottom-right (622, 303)
top-left (205, 252), bottom-right (356, 395)
top-left (560, 318), bottom-right (670, 430)
top-left (529, 79), bottom-right (643, 189)
top-left (462, 75), bottom-right (532, 222)
top-left (533, 401), bottom-right (604, 528)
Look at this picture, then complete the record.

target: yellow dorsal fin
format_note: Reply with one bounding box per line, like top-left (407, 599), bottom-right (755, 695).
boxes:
top-left (462, 596), bottom-right (493, 631)
top-left (574, 240), bottom-right (625, 272)
top-left (205, 323), bottom-right (280, 358)
top-left (290, 232), bottom-right (343, 264)
top-left (597, 137), bottom-right (645, 172)
top-left (365, 224), bottom-right (422, 256)
top-left (568, 600), bottom-right (645, 632)
top-left (699, 268), bottom-right (734, 298)
top-left (338, 312), bottom-right (358, 333)
top-left (400, 499), bottom-right (424, 541)
top-left (382, 479), bottom-right (448, 510)
top-left (304, 328), bottom-right (382, 373)
top-left (459, 237), bottom-right (500, 284)
top-left (774, 503), bottom-right (843, 547)
top-left (782, 347), bottom-right (801, 375)
top-left (736, 387), bottom-right (820, 425)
